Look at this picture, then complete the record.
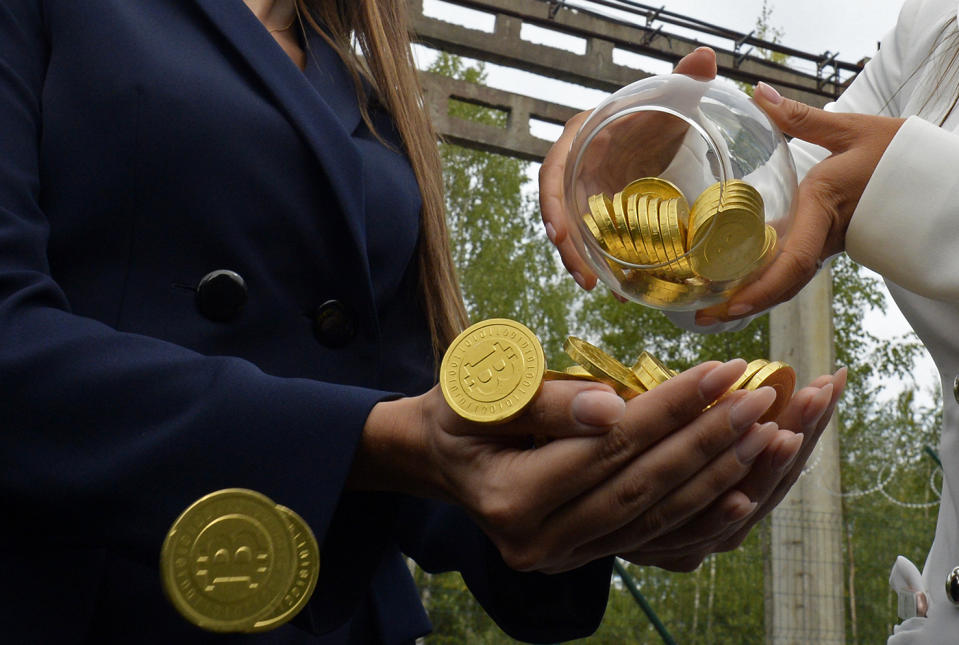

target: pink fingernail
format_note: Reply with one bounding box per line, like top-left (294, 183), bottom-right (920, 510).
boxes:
top-left (573, 272), bottom-right (587, 289)
top-left (698, 359), bottom-right (747, 402)
top-left (572, 389), bottom-right (626, 427)
top-left (727, 303), bottom-right (753, 317)
top-left (801, 383), bottom-right (833, 431)
top-left (725, 500), bottom-right (758, 523)
top-left (755, 82), bottom-right (783, 105)
top-left (696, 316), bottom-right (718, 327)
top-left (729, 387), bottom-right (777, 432)
top-left (773, 433), bottom-right (804, 471)
top-left (546, 222), bottom-right (557, 244)
top-left (735, 421), bottom-right (777, 464)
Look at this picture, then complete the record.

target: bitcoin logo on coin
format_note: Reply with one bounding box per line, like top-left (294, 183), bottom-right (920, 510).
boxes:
top-left (441, 319), bottom-right (546, 424)
top-left (161, 489), bottom-right (307, 633)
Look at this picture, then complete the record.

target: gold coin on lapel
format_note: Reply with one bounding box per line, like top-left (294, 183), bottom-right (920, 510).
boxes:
top-left (160, 488), bottom-right (296, 633)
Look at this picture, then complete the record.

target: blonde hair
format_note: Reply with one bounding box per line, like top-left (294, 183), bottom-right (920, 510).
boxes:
top-left (299, 0), bottom-right (469, 358)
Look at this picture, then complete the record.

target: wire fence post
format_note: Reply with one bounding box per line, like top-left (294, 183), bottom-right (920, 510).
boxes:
top-left (613, 559), bottom-right (676, 645)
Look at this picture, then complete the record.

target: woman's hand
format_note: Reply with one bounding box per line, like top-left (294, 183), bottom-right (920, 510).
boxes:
top-left (696, 83), bottom-right (905, 324)
top-left (539, 47), bottom-right (718, 291)
top-left (356, 359), bottom-right (795, 573)
top-left (618, 367), bottom-right (846, 570)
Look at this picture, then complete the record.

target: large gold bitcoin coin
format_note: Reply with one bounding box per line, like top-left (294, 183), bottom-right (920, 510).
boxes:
top-left (161, 489), bottom-right (296, 633)
top-left (251, 505), bottom-right (320, 632)
top-left (441, 319), bottom-right (546, 424)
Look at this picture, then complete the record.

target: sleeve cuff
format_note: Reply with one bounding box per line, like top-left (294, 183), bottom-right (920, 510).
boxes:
top-left (846, 115), bottom-right (959, 302)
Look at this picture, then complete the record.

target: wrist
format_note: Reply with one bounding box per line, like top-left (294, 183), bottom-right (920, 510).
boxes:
top-left (347, 393), bottom-right (440, 498)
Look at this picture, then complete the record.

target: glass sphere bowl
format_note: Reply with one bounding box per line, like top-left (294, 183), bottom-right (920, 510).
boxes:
top-left (563, 74), bottom-right (798, 311)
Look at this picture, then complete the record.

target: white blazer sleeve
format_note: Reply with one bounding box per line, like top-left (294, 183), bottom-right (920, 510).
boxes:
top-left (795, 0), bottom-right (959, 302)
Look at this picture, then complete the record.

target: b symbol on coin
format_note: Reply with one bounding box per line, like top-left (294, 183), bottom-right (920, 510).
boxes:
top-left (192, 515), bottom-right (272, 601)
top-left (462, 341), bottom-right (520, 401)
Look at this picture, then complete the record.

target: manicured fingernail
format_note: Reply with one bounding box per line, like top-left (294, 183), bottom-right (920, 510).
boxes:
top-left (727, 303), bottom-right (753, 317)
top-left (573, 272), bottom-right (587, 289)
top-left (801, 383), bottom-right (833, 431)
top-left (546, 222), bottom-right (557, 244)
top-left (725, 499), bottom-right (758, 523)
top-left (698, 359), bottom-right (747, 402)
top-left (572, 389), bottom-right (626, 427)
top-left (696, 315), bottom-right (718, 327)
top-left (730, 387), bottom-right (777, 432)
top-left (755, 82), bottom-right (783, 105)
top-left (773, 433), bottom-right (804, 471)
top-left (735, 421), bottom-right (776, 464)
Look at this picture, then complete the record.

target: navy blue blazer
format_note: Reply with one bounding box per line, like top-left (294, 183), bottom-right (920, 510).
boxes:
top-left (0, 1), bottom-right (611, 643)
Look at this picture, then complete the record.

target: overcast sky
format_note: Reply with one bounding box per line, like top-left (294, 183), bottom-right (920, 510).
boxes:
top-left (419, 0), bottom-right (941, 395)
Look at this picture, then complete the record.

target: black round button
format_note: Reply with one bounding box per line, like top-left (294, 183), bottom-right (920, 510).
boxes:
top-left (313, 300), bottom-right (356, 348)
top-left (195, 270), bottom-right (247, 322)
top-left (947, 566), bottom-right (959, 606)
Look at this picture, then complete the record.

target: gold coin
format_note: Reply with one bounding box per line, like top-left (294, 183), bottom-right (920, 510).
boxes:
top-left (161, 489), bottom-right (296, 633)
top-left (582, 210), bottom-right (603, 243)
top-left (545, 367), bottom-right (601, 383)
top-left (626, 192), bottom-right (654, 265)
top-left (688, 181), bottom-right (764, 247)
top-left (547, 365), bottom-right (632, 392)
top-left (688, 206), bottom-right (766, 282)
top-left (589, 193), bottom-right (630, 260)
top-left (758, 224), bottom-right (778, 265)
top-left (611, 190), bottom-right (639, 262)
top-left (440, 319), bottom-right (546, 424)
top-left (564, 336), bottom-right (644, 399)
top-left (641, 196), bottom-right (669, 266)
top-left (251, 505), bottom-right (320, 632)
top-left (744, 360), bottom-right (796, 422)
top-left (728, 359), bottom-right (769, 393)
top-left (621, 176), bottom-right (685, 202)
top-left (659, 198), bottom-right (694, 277)
top-left (632, 352), bottom-right (674, 391)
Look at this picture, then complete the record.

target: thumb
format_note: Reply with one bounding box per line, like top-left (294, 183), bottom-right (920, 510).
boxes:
top-left (674, 46), bottom-right (717, 80)
top-left (753, 81), bottom-right (847, 152)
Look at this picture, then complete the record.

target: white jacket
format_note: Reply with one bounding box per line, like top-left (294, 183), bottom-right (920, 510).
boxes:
top-left (794, 0), bottom-right (959, 641)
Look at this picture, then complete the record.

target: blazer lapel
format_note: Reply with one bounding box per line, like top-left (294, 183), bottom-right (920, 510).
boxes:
top-left (192, 0), bottom-right (377, 311)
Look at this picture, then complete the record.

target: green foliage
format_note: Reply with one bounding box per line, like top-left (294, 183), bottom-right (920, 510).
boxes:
top-left (419, 47), bottom-right (941, 645)
top-left (434, 52), bottom-right (578, 364)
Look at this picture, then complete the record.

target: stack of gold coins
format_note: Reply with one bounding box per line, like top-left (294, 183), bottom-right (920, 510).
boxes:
top-left (582, 177), bottom-right (777, 305)
top-left (556, 340), bottom-right (795, 419)
top-left (161, 488), bottom-right (320, 633)
top-left (440, 319), bottom-right (797, 425)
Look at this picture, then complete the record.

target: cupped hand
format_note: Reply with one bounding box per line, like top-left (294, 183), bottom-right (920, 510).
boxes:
top-left (619, 366), bottom-right (846, 571)
top-left (696, 82), bottom-right (905, 324)
top-left (408, 358), bottom-right (792, 573)
top-left (539, 47), bottom-right (718, 291)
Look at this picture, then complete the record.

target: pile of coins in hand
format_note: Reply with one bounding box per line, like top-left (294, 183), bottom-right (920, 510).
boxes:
top-left (441, 318), bottom-right (796, 425)
top-left (583, 177), bottom-right (777, 305)
top-left (161, 488), bottom-right (320, 633)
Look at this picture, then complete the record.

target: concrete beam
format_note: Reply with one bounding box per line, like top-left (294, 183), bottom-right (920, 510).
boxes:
top-left (422, 72), bottom-right (579, 162)
top-left (411, 0), bottom-right (839, 105)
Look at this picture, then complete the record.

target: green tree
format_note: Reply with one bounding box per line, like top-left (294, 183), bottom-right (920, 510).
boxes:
top-left (433, 54), bottom-right (577, 363)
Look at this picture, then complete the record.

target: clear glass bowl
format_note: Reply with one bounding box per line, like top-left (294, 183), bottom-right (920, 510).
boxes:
top-left (563, 74), bottom-right (797, 311)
